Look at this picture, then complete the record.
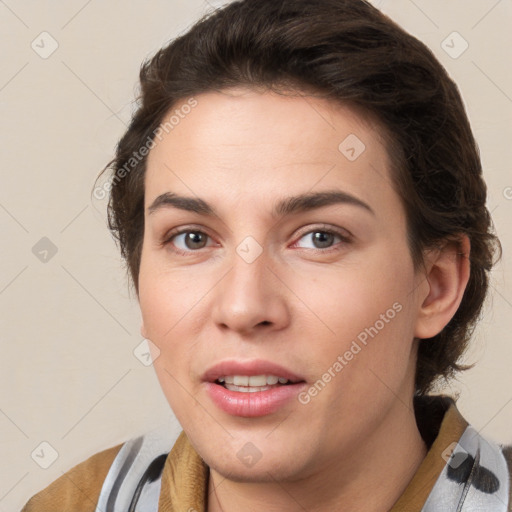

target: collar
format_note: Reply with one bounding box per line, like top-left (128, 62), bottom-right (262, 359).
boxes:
top-left (390, 395), bottom-right (468, 511)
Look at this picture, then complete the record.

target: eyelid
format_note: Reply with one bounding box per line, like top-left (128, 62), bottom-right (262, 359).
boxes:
top-left (162, 224), bottom-right (350, 243)
top-left (290, 225), bottom-right (352, 254)
top-left (162, 224), bottom-right (215, 243)
top-left (293, 223), bottom-right (352, 242)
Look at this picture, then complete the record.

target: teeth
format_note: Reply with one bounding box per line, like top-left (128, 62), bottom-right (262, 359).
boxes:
top-left (233, 375), bottom-right (249, 386)
top-left (225, 384), bottom-right (273, 393)
top-left (247, 375), bottom-right (266, 386)
top-left (217, 374), bottom-right (290, 386)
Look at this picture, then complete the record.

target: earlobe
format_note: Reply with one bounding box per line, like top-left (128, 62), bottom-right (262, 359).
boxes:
top-left (140, 323), bottom-right (148, 339)
top-left (414, 236), bottom-right (471, 340)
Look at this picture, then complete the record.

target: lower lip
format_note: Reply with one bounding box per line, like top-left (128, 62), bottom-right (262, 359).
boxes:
top-left (205, 382), bottom-right (307, 417)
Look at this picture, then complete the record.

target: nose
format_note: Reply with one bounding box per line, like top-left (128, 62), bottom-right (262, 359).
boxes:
top-left (210, 248), bottom-right (290, 336)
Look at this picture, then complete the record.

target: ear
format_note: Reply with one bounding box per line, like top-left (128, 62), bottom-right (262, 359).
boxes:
top-left (414, 235), bottom-right (471, 339)
top-left (140, 322), bottom-right (148, 339)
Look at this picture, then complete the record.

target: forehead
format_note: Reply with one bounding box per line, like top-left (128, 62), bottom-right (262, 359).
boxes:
top-left (145, 88), bottom-right (396, 213)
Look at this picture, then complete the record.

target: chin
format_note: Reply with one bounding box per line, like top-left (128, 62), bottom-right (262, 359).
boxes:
top-left (210, 459), bottom-right (302, 483)
top-left (200, 440), bottom-right (312, 484)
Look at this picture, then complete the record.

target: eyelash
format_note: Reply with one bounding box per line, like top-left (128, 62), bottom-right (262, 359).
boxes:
top-left (161, 224), bottom-right (352, 257)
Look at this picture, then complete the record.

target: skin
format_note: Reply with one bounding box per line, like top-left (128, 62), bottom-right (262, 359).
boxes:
top-left (138, 88), bottom-right (470, 512)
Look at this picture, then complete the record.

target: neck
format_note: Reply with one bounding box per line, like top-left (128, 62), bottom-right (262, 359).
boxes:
top-left (207, 396), bottom-right (427, 512)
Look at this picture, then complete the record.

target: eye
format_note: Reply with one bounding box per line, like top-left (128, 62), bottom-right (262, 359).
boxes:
top-left (293, 227), bottom-right (350, 251)
top-left (162, 225), bottom-right (351, 256)
top-left (164, 229), bottom-right (215, 254)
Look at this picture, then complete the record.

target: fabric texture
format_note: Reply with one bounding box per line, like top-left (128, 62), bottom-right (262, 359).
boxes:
top-left (21, 443), bottom-right (123, 512)
top-left (21, 394), bottom-right (512, 511)
top-left (93, 425), bottom-right (178, 512)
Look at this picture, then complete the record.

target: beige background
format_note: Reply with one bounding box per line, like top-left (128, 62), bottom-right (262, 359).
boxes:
top-left (1, 0), bottom-right (511, 509)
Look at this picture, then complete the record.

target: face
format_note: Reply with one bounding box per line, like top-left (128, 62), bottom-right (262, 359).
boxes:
top-left (139, 88), bottom-right (427, 482)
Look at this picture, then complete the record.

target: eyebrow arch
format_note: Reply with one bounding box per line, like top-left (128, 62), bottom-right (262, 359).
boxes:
top-left (147, 190), bottom-right (375, 218)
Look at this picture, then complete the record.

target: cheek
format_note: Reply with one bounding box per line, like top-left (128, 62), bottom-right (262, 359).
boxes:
top-left (303, 303), bottom-right (417, 430)
top-left (138, 259), bottom-right (208, 342)
top-left (138, 261), bottom-right (214, 396)
top-left (291, 258), bottom-right (412, 342)
top-left (291, 257), bottom-right (417, 392)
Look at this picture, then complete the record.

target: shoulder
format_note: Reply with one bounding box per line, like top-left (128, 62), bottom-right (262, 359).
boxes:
top-left (21, 442), bottom-right (124, 512)
top-left (502, 443), bottom-right (512, 461)
top-left (500, 443), bottom-right (512, 497)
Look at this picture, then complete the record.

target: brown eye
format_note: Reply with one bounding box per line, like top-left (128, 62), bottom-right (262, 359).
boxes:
top-left (170, 230), bottom-right (210, 251)
top-left (184, 231), bottom-right (208, 249)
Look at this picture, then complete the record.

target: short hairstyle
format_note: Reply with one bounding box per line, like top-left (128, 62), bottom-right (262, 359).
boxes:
top-left (98, 0), bottom-right (501, 395)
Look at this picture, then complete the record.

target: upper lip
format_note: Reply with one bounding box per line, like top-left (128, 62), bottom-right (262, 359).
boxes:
top-left (202, 359), bottom-right (305, 383)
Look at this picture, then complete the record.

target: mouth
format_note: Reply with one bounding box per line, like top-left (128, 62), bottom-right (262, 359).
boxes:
top-left (203, 359), bottom-right (306, 387)
top-left (202, 360), bottom-right (307, 417)
top-left (215, 374), bottom-right (300, 393)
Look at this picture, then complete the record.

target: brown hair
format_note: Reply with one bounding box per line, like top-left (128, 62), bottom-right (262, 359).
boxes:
top-left (98, 0), bottom-right (501, 395)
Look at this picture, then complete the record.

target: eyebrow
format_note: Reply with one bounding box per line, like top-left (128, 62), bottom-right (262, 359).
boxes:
top-left (147, 190), bottom-right (375, 218)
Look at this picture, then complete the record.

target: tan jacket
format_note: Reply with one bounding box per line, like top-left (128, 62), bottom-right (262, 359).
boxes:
top-left (22, 395), bottom-right (512, 511)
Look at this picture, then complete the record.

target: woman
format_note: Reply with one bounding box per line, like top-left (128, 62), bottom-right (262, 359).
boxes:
top-left (22, 0), bottom-right (511, 510)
